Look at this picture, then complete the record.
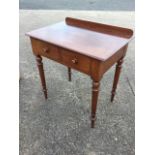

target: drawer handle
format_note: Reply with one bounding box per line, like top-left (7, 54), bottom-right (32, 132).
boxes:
top-left (43, 47), bottom-right (49, 53)
top-left (72, 58), bottom-right (78, 64)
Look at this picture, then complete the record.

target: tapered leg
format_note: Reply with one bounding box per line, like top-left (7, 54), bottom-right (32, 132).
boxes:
top-left (111, 57), bottom-right (124, 102)
top-left (35, 55), bottom-right (48, 99)
top-left (68, 67), bottom-right (71, 81)
top-left (91, 81), bottom-right (100, 128)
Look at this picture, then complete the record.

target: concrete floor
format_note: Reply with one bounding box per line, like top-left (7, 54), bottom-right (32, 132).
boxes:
top-left (19, 0), bottom-right (135, 11)
top-left (20, 10), bottom-right (135, 155)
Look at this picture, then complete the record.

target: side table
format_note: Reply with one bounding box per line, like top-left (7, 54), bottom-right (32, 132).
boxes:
top-left (26, 17), bottom-right (133, 128)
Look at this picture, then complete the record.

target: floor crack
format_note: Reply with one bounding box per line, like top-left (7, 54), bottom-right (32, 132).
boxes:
top-left (126, 76), bottom-right (135, 96)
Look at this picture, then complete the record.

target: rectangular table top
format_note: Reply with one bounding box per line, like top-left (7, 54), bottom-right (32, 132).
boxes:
top-left (26, 17), bottom-right (133, 61)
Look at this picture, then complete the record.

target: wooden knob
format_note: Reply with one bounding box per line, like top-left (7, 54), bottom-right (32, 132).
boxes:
top-left (72, 58), bottom-right (78, 64)
top-left (43, 47), bottom-right (49, 53)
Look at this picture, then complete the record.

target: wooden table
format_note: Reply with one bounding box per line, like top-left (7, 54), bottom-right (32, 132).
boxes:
top-left (26, 17), bottom-right (133, 128)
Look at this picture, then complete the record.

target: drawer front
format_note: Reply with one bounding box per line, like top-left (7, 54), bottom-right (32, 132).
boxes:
top-left (61, 49), bottom-right (91, 74)
top-left (31, 38), bottom-right (60, 61)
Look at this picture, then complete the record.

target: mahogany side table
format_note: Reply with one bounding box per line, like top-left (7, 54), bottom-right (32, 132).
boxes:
top-left (26, 17), bottom-right (133, 128)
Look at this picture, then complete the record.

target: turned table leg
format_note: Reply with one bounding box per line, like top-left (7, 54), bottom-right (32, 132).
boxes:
top-left (68, 67), bottom-right (71, 82)
top-left (111, 57), bottom-right (124, 102)
top-left (35, 55), bottom-right (48, 99)
top-left (91, 81), bottom-right (100, 128)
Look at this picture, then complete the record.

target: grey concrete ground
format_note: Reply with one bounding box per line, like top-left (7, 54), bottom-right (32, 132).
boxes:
top-left (20, 10), bottom-right (135, 155)
top-left (19, 0), bottom-right (135, 11)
